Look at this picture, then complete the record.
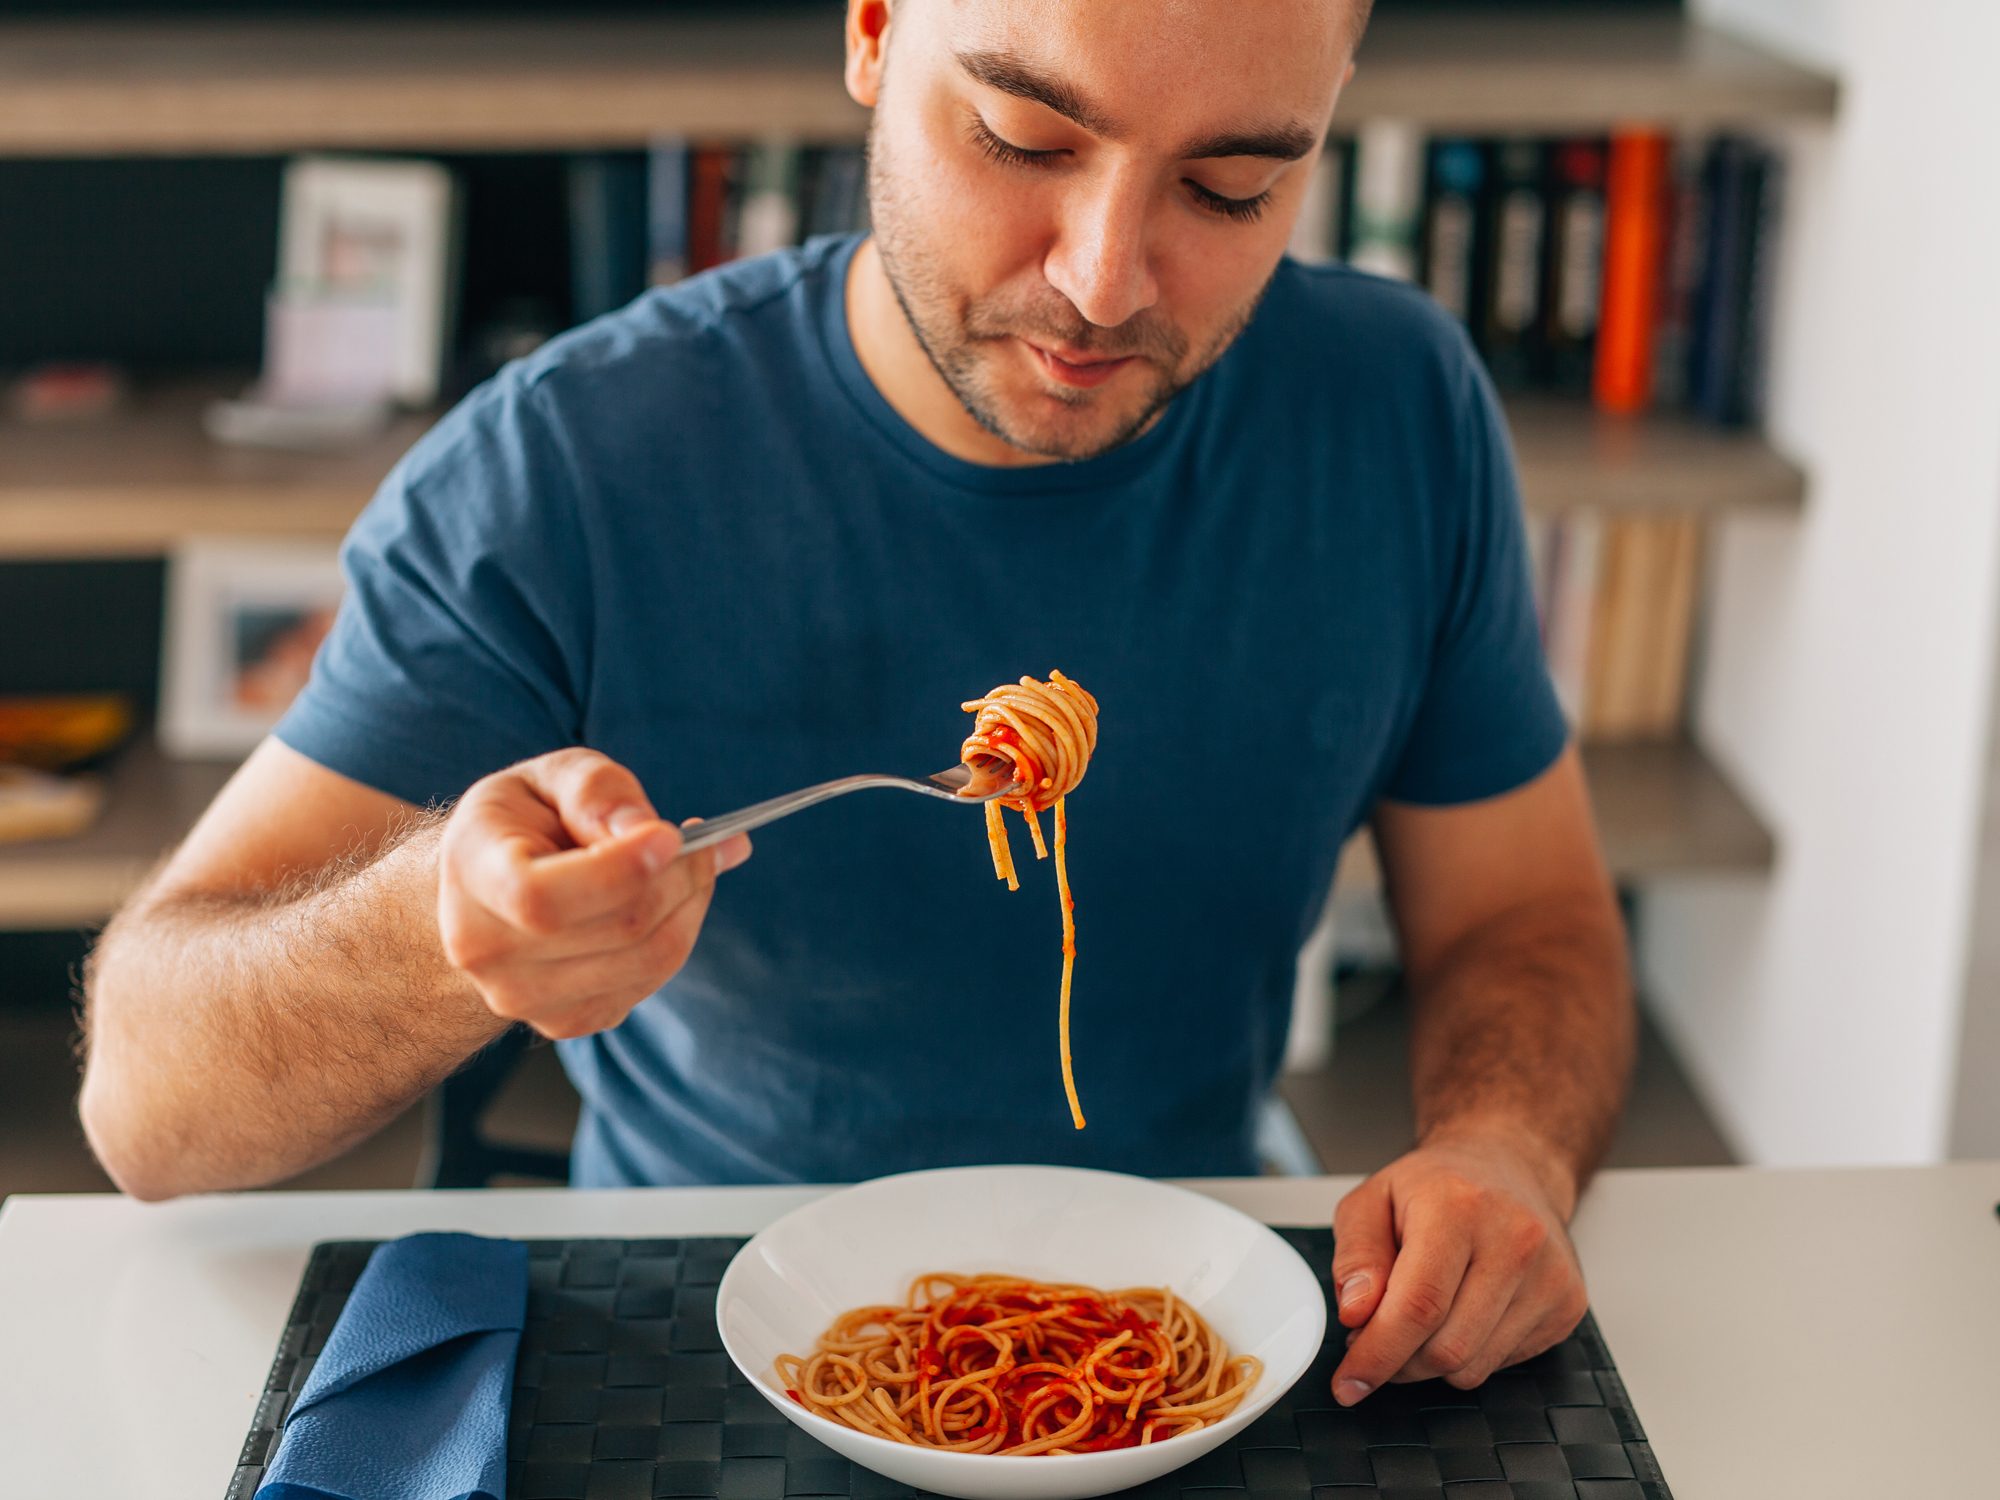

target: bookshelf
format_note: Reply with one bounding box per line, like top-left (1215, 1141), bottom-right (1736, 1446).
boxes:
top-left (0, 9), bottom-right (1835, 157)
top-left (0, 6), bottom-right (1836, 925)
top-left (0, 740), bottom-right (233, 930)
top-left (0, 386), bottom-right (1803, 560)
top-left (0, 380), bottom-right (432, 558)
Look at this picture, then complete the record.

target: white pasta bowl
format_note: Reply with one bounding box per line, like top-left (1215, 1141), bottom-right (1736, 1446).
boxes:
top-left (716, 1164), bottom-right (1327, 1500)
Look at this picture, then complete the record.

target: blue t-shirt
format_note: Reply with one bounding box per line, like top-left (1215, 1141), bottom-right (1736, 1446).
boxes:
top-left (276, 233), bottom-right (1565, 1186)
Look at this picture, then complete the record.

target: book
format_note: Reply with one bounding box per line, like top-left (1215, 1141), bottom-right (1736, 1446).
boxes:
top-left (1541, 508), bottom-right (1603, 725)
top-left (687, 144), bottom-right (739, 275)
top-left (1348, 119), bottom-right (1423, 282)
top-left (1650, 136), bottom-right (1708, 411)
top-left (1540, 509), bottom-right (1704, 741)
top-left (803, 145), bottom-right (869, 238)
top-left (567, 153), bottom-right (648, 323)
top-left (737, 139), bottom-right (801, 259)
top-left (1582, 513), bottom-right (1702, 741)
top-left (1420, 138), bottom-right (1486, 327)
top-left (1286, 137), bottom-right (1350, 266)
top-left (1687, 136), bottom-right (1782, 427)
top-left (647, 136), bottom-right (689, 286)
top-left (1480, 140), bottom-right (1547, 391)
top-left (1545, 139), bottom-right (1607, 397)
top-left (1593, 129), bottom-right (1671, 414)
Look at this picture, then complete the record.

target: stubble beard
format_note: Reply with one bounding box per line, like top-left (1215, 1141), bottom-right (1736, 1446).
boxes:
top-left (866, 124), bottom-right (1268, 463)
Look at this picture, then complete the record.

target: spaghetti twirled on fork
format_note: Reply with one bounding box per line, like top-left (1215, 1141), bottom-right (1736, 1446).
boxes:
top-left (959, 672), bottom-right (1099, 1129)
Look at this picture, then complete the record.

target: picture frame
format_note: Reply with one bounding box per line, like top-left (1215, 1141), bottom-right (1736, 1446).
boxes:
top-left (159, 539), bottom-right (345, 760)
top-left (267, 154), bottom-right (460, 407)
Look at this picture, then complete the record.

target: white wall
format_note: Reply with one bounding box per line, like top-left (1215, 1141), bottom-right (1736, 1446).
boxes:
top-left (1690, 0), bottom-right (1842, 74)
top-left (1641, 0), bottom-right (2000, 1163)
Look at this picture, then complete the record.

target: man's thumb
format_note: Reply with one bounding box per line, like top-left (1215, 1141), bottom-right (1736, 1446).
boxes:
top-left (1330, 1174), bottom-right (1396, 1328)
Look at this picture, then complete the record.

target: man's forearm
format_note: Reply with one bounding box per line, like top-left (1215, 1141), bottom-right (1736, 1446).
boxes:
top-left (1403, 889), bottom-right (1634, 1212)
top-left (80, 817), bottom-right (507, 1199)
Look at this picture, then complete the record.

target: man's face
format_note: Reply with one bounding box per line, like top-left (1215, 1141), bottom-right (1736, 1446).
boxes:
top-left (861, 0), bottom-right (1353, 462)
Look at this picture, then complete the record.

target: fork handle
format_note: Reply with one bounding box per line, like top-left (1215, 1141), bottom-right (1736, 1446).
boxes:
top-left (675, 775), bottom-right (931, 856)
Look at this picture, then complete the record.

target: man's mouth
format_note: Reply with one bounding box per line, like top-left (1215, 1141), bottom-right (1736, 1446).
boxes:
top-left (1019, 337), bottom-right (1139, 390)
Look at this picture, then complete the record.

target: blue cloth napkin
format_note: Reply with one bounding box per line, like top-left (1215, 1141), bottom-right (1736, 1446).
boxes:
top-left (258, 1232), bottom-right (528, 1500)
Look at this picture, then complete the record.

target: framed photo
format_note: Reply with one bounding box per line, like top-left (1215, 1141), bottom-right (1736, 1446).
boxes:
top-left (160, 539), bottom-right (345, 760)
top-left (266, 155), bottom-right (459, 407)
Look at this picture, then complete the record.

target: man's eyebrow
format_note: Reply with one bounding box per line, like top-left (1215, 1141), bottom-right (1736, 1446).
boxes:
top-left (1177, 125), bottom-right (1320, 163)
top-left (955, 49), bottom-right (1118, 137)
top-left (953, 49), bottom-right (1317, 164)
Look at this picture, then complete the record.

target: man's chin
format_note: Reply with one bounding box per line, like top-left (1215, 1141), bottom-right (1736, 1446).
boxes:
top-left (972, 382), bottom-right (1171, 463)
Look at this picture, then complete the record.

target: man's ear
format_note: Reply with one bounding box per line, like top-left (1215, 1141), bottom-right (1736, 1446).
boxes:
top-left (845, 0), bottom-right (892, 108)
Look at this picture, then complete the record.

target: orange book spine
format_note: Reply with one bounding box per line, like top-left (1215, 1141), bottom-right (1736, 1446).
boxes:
top-left (1593, 130), bottom-right (1672, 414)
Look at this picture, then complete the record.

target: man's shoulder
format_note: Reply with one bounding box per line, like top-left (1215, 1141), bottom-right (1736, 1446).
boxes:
top-left (388, 238), bottom-right (849, 502)
top-left (515, 236), bottom-right (845, 396)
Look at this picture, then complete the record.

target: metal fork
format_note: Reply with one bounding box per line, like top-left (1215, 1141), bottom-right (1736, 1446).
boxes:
top-left (674, 764), bottom-right (1013, 856)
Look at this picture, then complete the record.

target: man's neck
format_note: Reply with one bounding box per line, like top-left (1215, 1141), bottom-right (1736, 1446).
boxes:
top-left (844, 237), bottom-right (1059, 469)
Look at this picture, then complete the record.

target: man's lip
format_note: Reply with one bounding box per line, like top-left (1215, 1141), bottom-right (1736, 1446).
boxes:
top-left (1020, 338), bottom-right (1138, 389)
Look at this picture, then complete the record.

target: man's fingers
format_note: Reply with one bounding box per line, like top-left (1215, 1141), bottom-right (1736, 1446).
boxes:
top-left (512, 748), bottom-right (662, 846)
top-left (1446, 1263), bottom-right (1589, 1390)
top-left (1331, 1197), bottom-right (1472, 1406)
top-left (1390, 1255), bottom-right (1517, 1385)
top-left (1330, 1175), bottom-right (1396, 1330)
top-left (480, 862), bottom-right (722, 1035)
top-left (461, 822), bottom-right (690, 937)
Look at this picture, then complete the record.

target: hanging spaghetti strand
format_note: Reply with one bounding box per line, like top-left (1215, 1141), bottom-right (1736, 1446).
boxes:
top-left (959, 672), bottom-right (1098, 1130)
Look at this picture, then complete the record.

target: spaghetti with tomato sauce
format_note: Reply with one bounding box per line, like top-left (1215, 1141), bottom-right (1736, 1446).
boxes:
top-left (774, 1273), bottom-right (1261, 1455)
top-left (958, 672), bottom-right (1098, 1129)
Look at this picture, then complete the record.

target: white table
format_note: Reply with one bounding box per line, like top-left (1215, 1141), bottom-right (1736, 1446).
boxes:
top-left (2, 1165), bottom-right (1996, 1498)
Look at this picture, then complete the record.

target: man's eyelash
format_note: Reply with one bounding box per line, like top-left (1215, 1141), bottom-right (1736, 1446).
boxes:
top-left (971, 118), bottom-right (1062, 169)
top-left (1186, 180), bottom-right (1271, 224)
top-left (969, 115), bottom-right (1270, 224)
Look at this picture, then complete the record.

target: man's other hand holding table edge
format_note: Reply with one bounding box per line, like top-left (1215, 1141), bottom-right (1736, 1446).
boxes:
top-left (76, 0), bottom-right (1634, 1410)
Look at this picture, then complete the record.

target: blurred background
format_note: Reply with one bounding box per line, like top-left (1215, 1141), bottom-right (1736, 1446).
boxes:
top-left (2, 0), bottom-right (1994, 1196)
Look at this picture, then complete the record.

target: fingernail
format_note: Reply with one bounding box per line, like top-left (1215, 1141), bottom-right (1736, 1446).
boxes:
top-left (1334, 1378), bottom-right (1371, 1406)
top-left (607, 806), bottom-right (649, 839)
top-left (636, 829), bottom-right (679, 875)
top-left (1338, 1273), bottom-right (1372, 1310)
top-left (714, 837), bottom-right (751, 874)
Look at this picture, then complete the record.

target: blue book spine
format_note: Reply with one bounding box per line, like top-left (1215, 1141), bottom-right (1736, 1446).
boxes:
top-left (648, 136), bottom-right (689, 286)
top-left (567, 153), bottom-right (648, 325)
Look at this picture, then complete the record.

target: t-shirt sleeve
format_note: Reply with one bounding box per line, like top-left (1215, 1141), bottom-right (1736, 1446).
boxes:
top-left (273, 372), bottom-right (594, 806)
top-left (1378, 351), bottom-right (1569, 806)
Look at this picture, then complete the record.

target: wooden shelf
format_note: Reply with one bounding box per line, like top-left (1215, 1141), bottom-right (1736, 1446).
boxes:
top-left (0, 380), bottom-right (433, 558)
top-left (0, 9), bottom-right (1834, 157)
top-left (0, 738), bottom-right (234, 931)
top-left (0, 10), bottom-right (867, 155)
top-left (1507, 396), bottom-right (1806, 516)
top-left (1336, 736), bottom-right (1774, 897)
top-left (0, 733), bottom-right (1768, 930)
top-left (1342, 11), bottom-right (1838, 131)
top-left (1581, 737), bottom-right (1775, 879)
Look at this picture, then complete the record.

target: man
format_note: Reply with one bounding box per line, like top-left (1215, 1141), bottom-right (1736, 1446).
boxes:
top-left (81, 0), bottom-right (1631, 1407)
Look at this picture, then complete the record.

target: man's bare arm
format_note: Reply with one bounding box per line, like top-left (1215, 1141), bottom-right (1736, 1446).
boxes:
top-left (1327, 744), bottom-right (1633, 1401)
top-left (81, 737), bottom-right (748, 1201)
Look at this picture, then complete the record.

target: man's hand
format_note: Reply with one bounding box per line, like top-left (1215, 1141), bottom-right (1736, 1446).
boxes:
top-left (438, 748), bottom-right (751, 1039)
top-left (1327, 1125), bottom-right (1588, 1405)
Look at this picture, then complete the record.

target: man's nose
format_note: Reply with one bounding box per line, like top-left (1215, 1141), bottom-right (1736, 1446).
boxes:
top-left (1042, 171), bottom-right (1161, 330)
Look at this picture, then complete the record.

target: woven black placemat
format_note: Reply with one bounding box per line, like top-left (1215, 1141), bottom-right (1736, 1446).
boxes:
top-left (227, 1228), bottom-right (1671, 1500)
